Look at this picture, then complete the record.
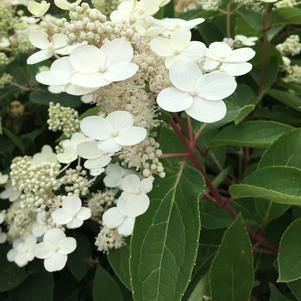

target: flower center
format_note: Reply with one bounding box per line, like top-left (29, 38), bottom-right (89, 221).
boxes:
top-left (111, 130), bottom-right (119, 137)
top-left (190, 90), bottom-right (198, 97)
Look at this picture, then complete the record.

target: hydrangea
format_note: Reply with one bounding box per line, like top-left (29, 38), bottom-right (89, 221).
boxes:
top-left (204, 42), bottom-right (256, 76)
top-left (27, 30), bottom-right (68, 64)
top-left (150, 28), bottom-right (206, 68)
top-left (51, 195), bottom-right (91, 229)
top-left (80, 111), bottom-right (147, 153)
top-left (7, 235), bottom-right (37, 267)
top-left (35, 228), bottom-right (76, 272)
top-left (157, 59), bottom-right (237, 123)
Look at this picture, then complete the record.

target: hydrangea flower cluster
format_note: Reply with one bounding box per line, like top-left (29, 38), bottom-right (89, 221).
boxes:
top-left (0, 0), bottom-right (256, 273)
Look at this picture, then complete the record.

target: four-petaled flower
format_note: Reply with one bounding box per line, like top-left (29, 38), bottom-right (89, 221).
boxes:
top-left (7, 235), bottom-right (37, 267)
top-left (150, 28), bottom-right (206, 68)
top-left (27, 30), bottom-right (68, 64)
top-left (80, 111), bottom-right (147, 153)
top-left (157, 59), bottom-right (237, 123)
top-left (51, 195), bottom-right (91, 229)
top-left (35, 228), bottom-right (76, 272)
top-left (204, 42), bottom-right (256, 76)
top-left (102, 175), bottom-right (153, 236)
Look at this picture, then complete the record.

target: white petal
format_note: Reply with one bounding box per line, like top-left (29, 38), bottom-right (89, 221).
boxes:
top-left (62, 195), bottom-right (82, 214)
top-left (202, 57), bottom-right (220, 71)
top-left (52, 33), bottom-right (68, 50)
top-left (140, 177), bottom-right (153, 193)
top-left (150, 37), bottom-right (174, 57)
top-left (35, 242), bottom-right (53, 259)
top-left (226, 48), bottom-right (255, 63)
top-left (221, 62), bottom-right (252, 76)
top-left (196, 71), bottom-right (237, 101)
top-left (102, 38), bottom-right (134, 67)
top-left (27, 50), bottom-right (53, 65)
top-left (117, 217), bottom-right (135, 236)
top-left (157, 87), bottom-right (193, 112)
top-left (185, 98), bottom-right (227, 123)
top-left (58, 237), bottom-right (77, 254)
top-left (97, 138), bottom-right (121, 153)
top-left (48, 85), bottom-right (65, 94)
top-left (116, 127), bottom-right (147, 146)
top-left (71, 72), bottom-right (110, 89)
top-left (106, 111), bottom-right (134, 130)
top-left (102, 207), bottom-right (124, 229)
top-left (84, 156), bottom-right (112, 169)
top-left (169, 59), bottom-right (201, 92)
top-left (120, 174), bottom-right (141, 193)
top-left (57, 146), bottom-right (77, 164)
top-left (77, 140), bottom-right (103, 159)
top-left (36, 70), bottom-right (71, 86)
top-left (66, 218), bottom-right (83, 229)
top-left (7, 249), bottom-right (16, 262)
top-left (185, 18), bottom-right (205, 29)
top-left (208, 42), bottom-right (232, 59)
top-left (77, 207), bottom-right (91, 220)
top-left (181, 41), bottom-right (207, 61)
top-left (170, 28), bottom-right (191, 51)
top-left (89, 168), bottom-right (105, 176)
top-left (66, 84), bottom-right (98, 96)
top-left (44, 228), bottom-right (66, 247)
top-left (51, 208), bottom-right (72, 225)
top-left (44, 253), bottom-right (67, 272)
top-left (141, 0), bottom-right (160, 15)
top-left (117, 193), bottom-right (150, 218)
top-left (28, 30), bottom-right (49, 49)
top-left (80, 116), bottom-right (112, 140)
top-left (104, 62), bottom-right (138, 82)
top-left (104, 174), bottom-right (122, 188)
top-left (70, 45), bottom-right (105, 73)
top-left (51, 57), bottom-right (74, 73)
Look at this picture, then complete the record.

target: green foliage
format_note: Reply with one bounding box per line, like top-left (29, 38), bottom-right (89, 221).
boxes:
top-left (130, 161), bottom-right (205, 301)
top-left (209, 217), bottom-right (254, 301)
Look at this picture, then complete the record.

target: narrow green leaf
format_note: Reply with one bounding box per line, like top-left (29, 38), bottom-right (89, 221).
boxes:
top-left (130, 161), bottom-right (205, 301)
top-left (107, 244), bottom-right (131, 289)
top-left (278, 219), bottom-right (301, 282)
top-left (209, 217), bottom-right (254, 301)
top-left (211, 121), bottom-right (292, 148)
top-left (230, 166), bottom-right (301, 205)
top-left (268, 89), bottom-right (301, 112)
top-left (93, 265), bottom-right (124, 301)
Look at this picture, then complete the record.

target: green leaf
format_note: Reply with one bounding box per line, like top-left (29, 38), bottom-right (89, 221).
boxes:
top-left (211, 121), bottom-right (293, 148)
top-left (230, 166), bottom-right (301, 205)
top-left (130, 161), bottom-right (205, 301)
top-left (8, 272), bottom-right (53, 301)
top-left (0, 246), bottom-right (27, 292)
top-left (278, 219), bottom-right (301, 282)
top-left (259, 128), bottom-right (301, 169)
top-left (200, 200), bottom-right (232, 229)
top-left (269, 284), bottom-right (290, 301)
top-left (29, 90), bottom-right (81, 108)
top-left (67, 233), bottom-right (92, 282)
top-left (288, 279), bottom-right (301, 301)
top-left (271, 7), bottom-right (301, 25)
top-left (209, 217), bottom-right (254, 301)
top-left (107, 244), bottom-right (131, 289)
top-left (268, 89), bottom-right (301, 112)
top-left (93, 265), bottom-right (124, 301)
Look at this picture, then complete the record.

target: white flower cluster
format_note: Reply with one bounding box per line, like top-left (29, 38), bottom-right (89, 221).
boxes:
top-left (48, 102), bottom-right (80, 138)
top-left (277, 35), bottom-right (301, 84)
top-left (0, 0), bottom-right (256, 273)
top-left (274, 0), bottom-right (298, 8)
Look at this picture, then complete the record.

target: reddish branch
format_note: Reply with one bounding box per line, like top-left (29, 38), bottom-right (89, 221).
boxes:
top-left (167, 116), bottom-right (278, 255)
